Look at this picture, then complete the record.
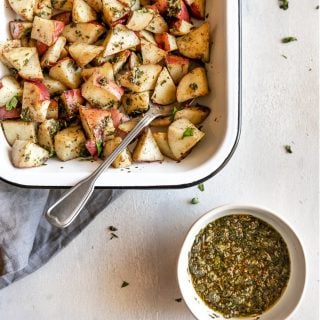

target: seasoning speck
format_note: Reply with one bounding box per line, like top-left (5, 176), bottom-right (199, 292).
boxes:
top-left (191, 197), bottom-right (199, 204)
top-left (198, 183), bottom-right (205, 192)
top-left (284, 145), bottom-right (293, 153)
top-left (121, 281), bottom-right (129, 288)
top-left (175, 298), bottom-right (182, 302)
top-left (109, 226), bottom-right (118, 231)
top-left (281, 37), bottom-right (297, 43)
top-left (279, 0), bottom-right (289, 10)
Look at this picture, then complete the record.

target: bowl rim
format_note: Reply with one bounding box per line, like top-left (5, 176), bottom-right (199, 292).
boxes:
top-left (177, 203), bottom-right (307, 320)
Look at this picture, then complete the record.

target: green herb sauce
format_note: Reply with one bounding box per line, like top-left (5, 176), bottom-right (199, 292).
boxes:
top-left (189, 214), bottom-right (290, 318)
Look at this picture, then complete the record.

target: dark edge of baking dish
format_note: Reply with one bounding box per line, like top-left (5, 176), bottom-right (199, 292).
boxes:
top-left (1, 0), bottom-right (242, 190)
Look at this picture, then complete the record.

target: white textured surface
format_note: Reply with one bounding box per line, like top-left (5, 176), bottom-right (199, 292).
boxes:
top-left (0, 1), bottom-right (318, 319)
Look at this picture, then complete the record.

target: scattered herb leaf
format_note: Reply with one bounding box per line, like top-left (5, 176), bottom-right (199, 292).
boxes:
top-left (284, 145), bottom-right (293, 153)
top-left (109, 226), bottom-right (118, 231)
top-left (175, 298), bottom-right (182, 302)
top-left (191, 197), bottom-right (199, 204)
top-left (110, 232), bottom-right (119, 239)
top-left (182, 127), bottom-right (195, 139)
top-left (281, 37), bottom-right (297, 43)
top-left (121, 281), bottom-right (129, 288)
top-left (281, 54), bottom-right (287, 59)
top-left (5, 96), bottom-right (18, 110)
top-left (96, 141), bottom-right (102, 156)
top-left (171, 106), bottom-right (179, 120)
top-left (316, 5), bottom-right (319, 9)
top-left (279, 0), bottom-right (289, 10)
top-left (198, 183), bottom-right (205, 192)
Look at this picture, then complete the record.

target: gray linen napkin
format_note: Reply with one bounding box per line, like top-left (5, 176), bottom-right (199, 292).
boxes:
top-left (0, 180), bottom-right (122, 289)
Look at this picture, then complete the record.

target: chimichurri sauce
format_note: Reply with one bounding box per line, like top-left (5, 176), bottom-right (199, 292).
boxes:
top-left (189, 214), bottom-right (290, 318)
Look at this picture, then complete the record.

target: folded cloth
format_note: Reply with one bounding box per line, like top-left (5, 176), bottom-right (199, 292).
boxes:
top-left (0, 180), bottom-right (122, 289)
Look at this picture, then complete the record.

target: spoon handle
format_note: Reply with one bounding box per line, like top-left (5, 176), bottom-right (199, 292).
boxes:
top-left (45, 113), bottom-right (155, 228)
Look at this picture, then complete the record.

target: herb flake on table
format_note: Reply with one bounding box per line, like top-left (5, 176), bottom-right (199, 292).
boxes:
top-left (284, 145), bottom-right (293, 153)
top-left (175, 298), bottom-right (182, 302)
top-left (281, 54), bottom-right (288, 59)
top-left (281, 37), bottom-right (297, 43)
top-left (316, 5), bottom-right (319, 9)
top-left (198, 183), bottom-right (205, 192)
top-left (279, 0), bottom-right (289, 10)
top-left (109, 226), bottom-right (118, 231)
top-left (191, 197), bottom-right (199, 204)
top-left (110, 232), bottom-right (118, 239)
top-left (121, 281), bottom-right (129, 288)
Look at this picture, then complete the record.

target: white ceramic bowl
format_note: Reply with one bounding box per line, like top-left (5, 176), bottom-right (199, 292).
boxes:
top-left (177, 204), bottom-right (306, 320)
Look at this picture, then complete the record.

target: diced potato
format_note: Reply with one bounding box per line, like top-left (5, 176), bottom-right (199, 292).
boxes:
top-left (129, 52), bottom-right (140, 69)
top-left (85, 0), bottom-right (102, 12)
top-left (79, 106), bottom-right (115, 142)
top-left (9, 22), bottom-right (33, 39)
top-left (81, 72), bottom-right (124, 109)
top-left (60, 89), bottom-right (84, 118)
top-left (69, 43), bottom-right (104, 67)
top-left (72, 0), bottom-right (97, 23)
top-left (49, 58), bottom-right (82, 89)
top-left (18, 52), bottom-right (43, 81)
top-left (102, 24), bottom-right (140, 56)
top-left (176, 22), bottom-right (210, 62)
top-left (167, 118), bottom-right (204, 160)
top-left (174, 105), bottom-right (210, 124)
top-left (102, 0), bottom-right (129, 25)
top-left (118, 0), bottom-right (137, 7)
top-left (37, 119), bottom-right (61, 154)
top-left (126, 8), bottom-right (154, 31)
top-left (22, 81), bottom-right (50, 122)
top-left (141, 39), bottom-right (166, 64)
top-left (8, 0), bottom-right (35, 21)
top-left (152, 67), bottom-right (176, 105)
top-left (167, 0), bottom-right (189, 20)
top-left (62, 22), bottom-right (106, 44)
top-left (165, 54), bottom-right (189, 84)
top-left (176, 67), bottom-right (209, 103)
top-left (46, 99), bottom-right (59, 119)
top-left (150, 116), bottom-right (171, 127)
top-left (112, 50), bottom-right (131, 74)
top-left (188, 0), bottom-right (206, 20)
top-left (153, 131), bottom-right (178, 160)
top-left (122, 91), bottom-right (150, 115)
top-left (132, 127), bottom-right (164, 162)
top-left (138, 30), bottom-right (157, 44)
top-left (0, 40), bottom-right (21, 67)
top-left (117, 64), bottom-right (162, 92)
top-left (170, 19), bottom-right (193, 36)
top-left (3, 47), bottom-right (35, 71)
top-left (41, 36), bottom-right (67, 68)
top-left (52, 0), bottom-right (73, 10)
top-left (0, 76), bottom-right (22, 107)
top-left (43, 76), bottom-right (68, 95)
top-left (54, 126), bottom-right (86, 161)
top-left (81, 62), bottom-right (114, 81)
top-left (118, 119), bottom-right (138, 133)
top-left (31, 16), bottom-right (64, 46)
top-left (1, 120), bottom-right (37, 146)
top-left (102, 137), bottom-right (132, 168)
top-left (34, 0), bottom-right (53, 19)
top-left (145, 13), bottom-right (168, 33)
top-left (154, 32), bottom-right (177, 51)
top-left (11, 140), bottom-right (49, 168)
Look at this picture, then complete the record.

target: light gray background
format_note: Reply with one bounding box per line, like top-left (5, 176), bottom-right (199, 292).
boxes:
top-left (0, 1), bottom-right (318, 319)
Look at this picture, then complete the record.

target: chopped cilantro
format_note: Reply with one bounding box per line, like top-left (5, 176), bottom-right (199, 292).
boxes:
top-left (96, 141), bottom-right (102, 156)
top-left (279, 0), bottom-right (289, 10)
top-left (121, 281), bottom-right (129, 288)
top-left (5, 96), bottom-right (18, 110)
top-left (182, 127), bottom-right (195, 139)
top-left (281, 37), bottom-right (297, 43)
top-left (284, 145), bottom-right (293, 153)
top-left (198, 183), bottom-right (205, 192)
top-left (191, 197), bottom-right (199, 205)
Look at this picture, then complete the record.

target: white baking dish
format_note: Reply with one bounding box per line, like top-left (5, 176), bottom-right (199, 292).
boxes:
top-left (0, 0), bottom-right (241, 188)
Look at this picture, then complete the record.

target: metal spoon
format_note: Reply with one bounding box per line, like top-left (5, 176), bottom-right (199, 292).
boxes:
top-left (45, 103), bottom-right (174, 228)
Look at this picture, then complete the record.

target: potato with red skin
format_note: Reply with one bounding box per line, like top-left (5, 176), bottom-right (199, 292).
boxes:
top-left (60, 89), bottom-right (84, 118)
top-left (168, 0), bottom-right (189, 21)
top-left (52, 12), bottom-right (72, 25)
top-left (36, 41), bottom-right (49, 56)
top-left (188, 0), bottom-right (206, 19)
top-left (154, 0), bottom-right (168, 14)
top-left (155, 32), bottom-right (177, 51)
top-left (165, 54), bottom-right (189, 84)
top-left (170, 19), bottom-right (193, 36)
top-left (21, 81), bottom-right (50, 122)
top-left (9, 22), bottom-right (32, 39)
top-left (31, 17), bottom-right (64, 46)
